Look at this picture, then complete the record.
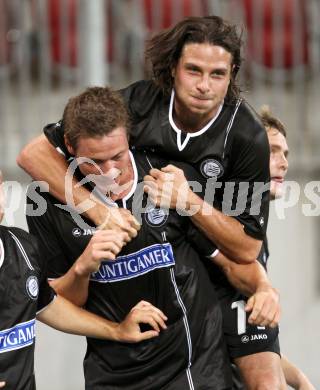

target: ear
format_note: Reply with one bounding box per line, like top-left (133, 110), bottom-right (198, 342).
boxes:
top-left (171, 67), bottom-right (176, 78)
top-left (64, 135), bottom-right (75, 156)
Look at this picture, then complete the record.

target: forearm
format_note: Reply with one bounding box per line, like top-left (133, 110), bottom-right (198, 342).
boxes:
top-left (17, 135), bottom-right (105, 224)
top-left (187, 191), bottom-right (261, 263)
top-left (212, 252), bottom-right (270, 296)
top-left (49, 261), bottom-right (90, 307)
top-left (281, 354), bottom-right (315, 389)
top-left (18, 135), bottom-right (71, 202)
top-left (37, 296), bottom-right (119, 340)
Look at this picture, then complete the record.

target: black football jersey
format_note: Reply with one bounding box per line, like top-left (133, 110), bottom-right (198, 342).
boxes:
top-left (0, 226), bottom-right (55, 390)
top-left (26, 151), bottom-right (232, 390)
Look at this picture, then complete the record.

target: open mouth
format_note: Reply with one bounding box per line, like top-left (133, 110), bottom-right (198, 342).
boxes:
top-left (271, 177), bottom-right (284, 183)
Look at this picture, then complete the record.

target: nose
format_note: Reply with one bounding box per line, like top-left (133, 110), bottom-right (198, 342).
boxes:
top-left (100, 160), bottom-right (116, 175)
top-left (280, 154), bottom-right (288, 172)
top-left (196, 75), bottom-right (210, 94)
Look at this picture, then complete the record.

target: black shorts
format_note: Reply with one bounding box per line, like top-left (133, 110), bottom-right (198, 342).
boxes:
top-left (216, 287), bottom-right (280, 360)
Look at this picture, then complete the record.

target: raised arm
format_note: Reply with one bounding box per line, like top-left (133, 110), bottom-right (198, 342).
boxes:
top-left (49, 230), bottom-right (125, 306)
top-left (18, 135), bottom-right (139, 236)
top-left (17, 135), bottom-right (71, 201)
top-left (144, 165), bottom-right (262, 264)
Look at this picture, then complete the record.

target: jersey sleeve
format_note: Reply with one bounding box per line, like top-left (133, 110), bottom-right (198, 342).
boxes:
top-left (43, 121), bottom-right (72, 159)
top-left (26, 185), bottom-right (72, 279)
top-left (186, 224), bottom-right (218, 258)
top-left (29, 236), bottom-right (56, 313)
top-left (224, 119), bottom-right (270, 240)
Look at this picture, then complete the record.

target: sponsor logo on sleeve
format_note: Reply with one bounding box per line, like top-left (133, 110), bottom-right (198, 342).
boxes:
top-left (90, 243), bottom-right (175, 283)
top-left (0, 319), bottom-right (35, 353)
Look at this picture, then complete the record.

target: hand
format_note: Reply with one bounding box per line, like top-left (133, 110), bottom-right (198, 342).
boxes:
top-left (144, 164), bottom-right (191, 211)
top-left (74, 230), bottom-right (126, 276)
top-left (93, 204), bottom-right (140, 241)
top-left (115, 300), bottom-right (168, 343)
top-left (245, 284), bottom-right (281, 327)
top-left (0, 382), bottom-right (5, 388)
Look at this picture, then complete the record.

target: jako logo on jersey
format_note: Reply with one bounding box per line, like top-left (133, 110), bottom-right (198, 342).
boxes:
top-left (241, 334), bottom-right (268, 343)
top-left (250, 334), bottom-right (268, 341)
top-left (144, 206), bottom-right (168, 227)
top-left (72, 228), bottom-right (96, 237)
top-left (26, 276), bottom-right (39, 300)
top-left (200, 159), bottom-right (224, 179)
top-left (241, 335), bottom-right (249, 343)
top-left (90, 243), bottom-right (175, 283)
top-left (0, 319), bottom-right (35, 353)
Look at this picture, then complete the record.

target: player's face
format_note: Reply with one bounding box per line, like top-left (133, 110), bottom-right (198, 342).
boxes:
top-left (0, 171), bottom-right (4, 223)
top-left (267, 128), bottom-right (289, 200)
top-left (172, 43), bottom-right (232, 126)
top-left (67, 127), bottom-right (133, 198)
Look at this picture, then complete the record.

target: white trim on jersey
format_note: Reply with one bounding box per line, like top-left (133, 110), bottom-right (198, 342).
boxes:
top-left (0, 238), bottom-right (4, 269)
top-left (222, 98), bottom-right (242, 159)
top-left (56, 146), bottom-right (66, 156)
top-left (209, 248), bottom-right (220, 258)
top-left (36, 294), bottom-right (57, 315)
top-left (169, 89), bottom-right (223, 152)
top-left (9, 230), bottom-right (34, 271)
top-left (169, 268), bottom-right (195, 390)
top-left (122, 151), bottom-right (138, 208)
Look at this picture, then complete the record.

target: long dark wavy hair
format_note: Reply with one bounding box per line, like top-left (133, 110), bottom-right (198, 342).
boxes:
top-left (145, 15), bottom-right (243, 103)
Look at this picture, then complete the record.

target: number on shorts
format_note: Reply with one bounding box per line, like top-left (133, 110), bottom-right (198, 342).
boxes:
top-left (231, 300), bottom-right (246, 335)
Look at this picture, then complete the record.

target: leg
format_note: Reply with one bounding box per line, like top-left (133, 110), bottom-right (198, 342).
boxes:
top-left (234, 352), bottom-right (287, 390)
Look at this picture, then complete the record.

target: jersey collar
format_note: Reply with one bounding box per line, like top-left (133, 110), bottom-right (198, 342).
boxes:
top-left (169, 89), bottom-right (223, 151)
top-left (92, 151), bottom-right (138, 209)
top-left (0, 238), bottom-right (4, 269)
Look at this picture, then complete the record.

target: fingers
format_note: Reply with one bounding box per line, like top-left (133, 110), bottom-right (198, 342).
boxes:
top-left (132, 309), bottom-right (168, 332)
top-left (131, 301), bottom-right (168, 329)
top-left (0, 382), bottom-right (5, 388)
top-left (148, 168), bottom-right (163, 179)
top-left (161, 164), bottom-right (181, 173)
top-left (246, 293), bottom-right (281, 327)
top-left (99, 208), bottom-right (140, 239)
top-left (93, 231), bottom-right (125, 251)
top-left (136, 330), bottom-right (159, 341)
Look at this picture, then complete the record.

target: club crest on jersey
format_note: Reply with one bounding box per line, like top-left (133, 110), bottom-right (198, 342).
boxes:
top-left (144, 206), bottom-right (168, 227)
top-left (26, 276), bottom-right (39, 300)
top-left (200, 159), bottom-right (224, 179)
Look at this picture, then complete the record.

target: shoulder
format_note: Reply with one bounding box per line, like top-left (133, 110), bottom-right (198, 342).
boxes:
top-left (229, 99), bottom-right (268, 148)
top-left (4, 226), bottom-right (30, 241)
top-left (3, 226), bottom-right (39, 258)
top-left (119, 80), bottom-right (163, 118)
